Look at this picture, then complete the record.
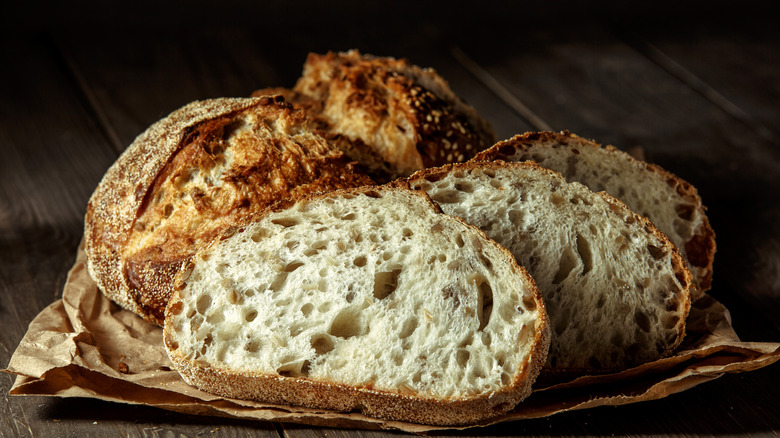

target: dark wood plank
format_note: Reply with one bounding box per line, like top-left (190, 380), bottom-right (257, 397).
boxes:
top-left (0, 33), bottom-right (283, 438)
top-left (0, 33), bottom-right (123, 437)
top-left (626, 17), bottom-right (780, 143)
top-left (454, 21), bottom-right (780, 333)
top-left (55, 27), bottom-right (292, 149)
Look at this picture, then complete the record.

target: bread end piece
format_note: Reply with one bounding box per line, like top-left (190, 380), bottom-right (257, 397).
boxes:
top-left (85, 96), bottom-right (374, 325)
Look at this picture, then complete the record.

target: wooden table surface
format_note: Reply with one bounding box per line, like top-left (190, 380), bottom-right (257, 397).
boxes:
top-left (2, 3), bottom-right (779, 436)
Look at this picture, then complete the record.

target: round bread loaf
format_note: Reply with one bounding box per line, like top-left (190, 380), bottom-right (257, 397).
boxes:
top-left (84, 96), bottom-right (374, 325)
top-left (253, 50), bottom-right (497, 181)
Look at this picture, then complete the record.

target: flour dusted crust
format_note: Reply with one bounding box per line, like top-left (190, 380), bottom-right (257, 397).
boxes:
top-left (476, 131), bottom-right (716, 297)
top-left (84, 96), bottom-right (374, 325)
top-left (164, 186), bottom-right (550, 426)
top-left (253, 50), bottom-right (497, 181)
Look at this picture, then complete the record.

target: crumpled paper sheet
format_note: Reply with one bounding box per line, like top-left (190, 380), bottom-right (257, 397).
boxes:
top-left (5, 242), bottom-right (780, 433)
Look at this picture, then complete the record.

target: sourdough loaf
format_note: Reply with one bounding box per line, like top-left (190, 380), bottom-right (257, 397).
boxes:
top-left (84, 95), bottom-right (374, 325)
top-left (475, 131), bottom-right (716, 298)
top-left (253, 50), bottom-right (497, 181)
top-left (164, 185), bottom-right (549, 426)
top-left (406, 161), bottom-right (692, 374)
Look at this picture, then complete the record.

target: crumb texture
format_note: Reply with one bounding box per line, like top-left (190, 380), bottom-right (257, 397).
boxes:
top-left (477, 131), bottom-right (715, 296)
top-left (165, 187), bottom-right (547, 405)
top-left (410, 162), bottom-right (691, 373)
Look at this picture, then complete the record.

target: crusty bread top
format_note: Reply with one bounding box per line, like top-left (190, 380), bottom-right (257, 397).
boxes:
top-left (164, 185), bottom-right (549, 425)
top-left (85, 96), bottom-right (374, 325)
top-left (407, 161), bottom-right (693, 375)
top-left (260, 50), bottom-right (497, 180)
top-left (475, 131), bottom-right (716, 297)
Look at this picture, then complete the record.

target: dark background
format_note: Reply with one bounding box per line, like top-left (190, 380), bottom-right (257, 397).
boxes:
top-left (2, 2), bottom-right (779, 436)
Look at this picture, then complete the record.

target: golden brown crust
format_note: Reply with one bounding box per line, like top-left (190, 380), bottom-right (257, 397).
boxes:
top-left (85, 96), bottom-right (374, 325)
top-left (253, 50), bottom-right (496, 181)
top-left (163, 184), bottom-right (550, 426)
top-left (476, 131), bottom-right (716, 297)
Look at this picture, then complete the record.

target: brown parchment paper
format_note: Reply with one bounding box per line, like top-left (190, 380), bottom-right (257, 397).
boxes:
top-left (5, 242), bottom-right (780, 434)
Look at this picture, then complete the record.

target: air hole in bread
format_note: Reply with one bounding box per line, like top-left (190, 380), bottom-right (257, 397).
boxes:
top-left (300, 303), bottom-right (314, 316)
top-left (382, 252), bottom-right (393, 261)
top-left (454, 181), bottom-right (474, 193)
top-left (311, 334), bottom-right (335, 356)
top-left (456, 349), bottom-right (470, 367)
top-left (353, 256), bottom-right (367, 267)
top-left (244, 309), bottom-right (258, 322)
top-left (647, 244), bottom-right (667, 260)
top-left (215, 263), bottom-right (230, 276)
top-left (269, 272), bottom-right (290, 292)
top-left (430, 222), bottom-right (444, 233)
top-left (374, 268), bottom-right (401, 300)
top-left (283, 262), bottom-right (303, 276)
top-left (522, 293), bottom-right (537, 312)
top-left (346, 291), bottom-right (356, 303)
top-left (271, 217), bottom-right (299, 228)
top-left (398, 317), bottom-right (418, 339)
top-left (285, 240), bottom-right (299, 250)
top-left (550, 193), bottom-right (565, 206)
top-left (196, 295), bottom-right (211, 314)
top-left (163, 204), bottom-right (174, 218)
top-left (244, 340), bottom-right (260, 353)
top-left (402, 227), bottom-right (413, 238)
top-left (508, 209), bottom-right (525, 225)
top-left (431, 189), bottom-right (462, 204)
top-left (489, 178), bottom-right (504, 189)
top-left (252, 229), bottom-right (268, 242)
top-left (226, 289), bottom-right (240, 305)
top-left (329, 308), bottom-right (365, 339)
top-left (220, 278), bottom-right (234, 290)
top-left (341, 212), bottom-right (357, 221)
top-left (206, 310), bottom-right (224, 325)
top-left (472, 275), bottom-right (493, 331)
top-left (576, 233), bottom-right (593, 275)
top-left (169, 301), bottom-right (184, 316)
top-left (634, 310), bottom-right (651, 333)
top-left (277, 361), bottom-right (307, 378)
top-left (455, 234), bottom-right (465, 248)
top-left (553, 247), bottom-right (578, 285)
top-left (305, 241), bottom-right (328, 257)
top-left (663, 314), bottom-right (680, 330)
top-left (318, 302), bottom-right (332, 313)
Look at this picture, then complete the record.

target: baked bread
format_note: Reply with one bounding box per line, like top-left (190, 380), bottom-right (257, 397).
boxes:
top-left (163, 185), bottom-right (550, 426)
top-left (406, 161), bottom-right (693, 375)
top-left (84, 95), bottom-right (374, 325)
top-left (475, 131), bottom-right (716, 298)
top-left (253, 50), bottom-right (497, 181)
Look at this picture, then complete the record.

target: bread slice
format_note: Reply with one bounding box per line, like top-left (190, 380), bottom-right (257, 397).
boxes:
top-left (253, 50), bottom-right (497, 180)
top-left (406, 161), bottom-right (692, 375)
top-left (163, 186), bottom-right (549, 426)
top-left (475, 131), bottom-right (716, 298)
top-left (84, 95), bottom-right (374, 325)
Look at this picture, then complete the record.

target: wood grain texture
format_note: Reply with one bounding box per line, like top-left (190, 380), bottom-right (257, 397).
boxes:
top-left (1, 6), bottom-right (779, 436)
